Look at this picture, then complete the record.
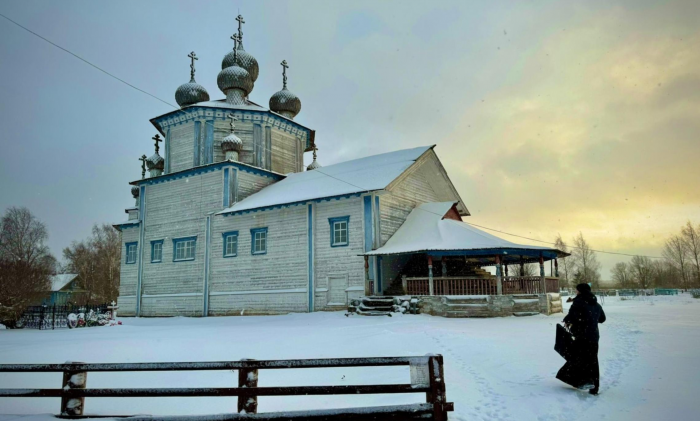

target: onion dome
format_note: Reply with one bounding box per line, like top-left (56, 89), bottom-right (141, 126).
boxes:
top-left (175, 52), bottom-right (209, 108)
top-left (221, 132), bottom-right (243, 153)
top-left (269, 60), bottom-right (301, 119)
top-left (131, 185), bottom-right (140, 199)
top-left (146, 153), bottom-right (164, 171)
top-left (218, 34), bottom-right (252, 105)
top-left (222, 44), bottom-right (259, 83)
top-left (306, 146), bottom-right (321, 171)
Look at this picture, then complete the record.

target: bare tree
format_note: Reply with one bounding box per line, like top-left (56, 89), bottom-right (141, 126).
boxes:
top-left (629, 255), bottom-right (654, 289)
top-left (570, 232), bottom-right (601, 288)
top-left (610, 262), bottom-right (633, 289)
top-left (681, 221), bottom-right (700, 286)
top-left (63, 224), bottom-right (121, 304)
top-left (663, 235), bottom-right (690, 288)
top-left (0, 207), bottom-right (55, 321)
top-left (554, 234), bottom-right (574, 288)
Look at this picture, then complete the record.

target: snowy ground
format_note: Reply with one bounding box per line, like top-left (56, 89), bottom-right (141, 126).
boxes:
top-left (1, 294), bottom-right (699, 421)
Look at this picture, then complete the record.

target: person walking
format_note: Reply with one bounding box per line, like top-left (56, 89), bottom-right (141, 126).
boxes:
top-left (556, 283), bottom-right (606, 395)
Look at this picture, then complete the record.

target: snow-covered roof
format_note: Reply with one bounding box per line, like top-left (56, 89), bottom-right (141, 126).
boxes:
top-left (50, 274), bottom-right (78, 292)
top-left (218, 145), bottom-right (433, 214)
top-left (363, 202), bottom-right (567, 260)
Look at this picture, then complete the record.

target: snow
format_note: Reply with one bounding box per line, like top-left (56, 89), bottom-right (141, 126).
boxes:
top-left (364, 202), bottom-right (561, 257)
top-left (49, 275), bottom-right (78, 292)
top-left (217, 146), bottom-right (433, 214)
top-left (1, 295), bottom-right (700, 421)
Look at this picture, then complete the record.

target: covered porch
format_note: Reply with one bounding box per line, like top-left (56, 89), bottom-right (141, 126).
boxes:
top-left (363, 202), bottom-right (568, 297)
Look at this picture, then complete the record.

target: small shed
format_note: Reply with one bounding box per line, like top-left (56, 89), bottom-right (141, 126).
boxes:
top-left (45, 274), bottom-right (87, 305)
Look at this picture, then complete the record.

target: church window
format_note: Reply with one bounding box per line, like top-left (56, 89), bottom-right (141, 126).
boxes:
top-left (173, 236), bottom-right (197, 261)
top-left (151, 240), bottom-right (164, 263)
top-left (251, 228), bottom-right (268, 255)
top-left (329, 216), bottom-right (350, 247)
top-left (126, 242), bottom-right (137, 264)
top-left (223, 231), bottom-right (239, 257)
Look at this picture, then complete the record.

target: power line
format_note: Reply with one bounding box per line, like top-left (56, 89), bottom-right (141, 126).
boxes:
top-left (0, 12), bottom-right (176, 109)
top-left (2, 11), bottom-right (666, 261)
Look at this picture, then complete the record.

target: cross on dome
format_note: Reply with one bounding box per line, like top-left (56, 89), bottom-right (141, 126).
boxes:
top-left (152, 134), bottom-right (162, 154)
top-left (139, 155), bottom-right (147, 179)
top-left (281, 60), bottom-right (289, 89)
top-left (236, 14), bottom-right (245, 43)
top-left (228, 113), bottom-right (238, 133)
top-left (188, 51), bottom-right (198, 82)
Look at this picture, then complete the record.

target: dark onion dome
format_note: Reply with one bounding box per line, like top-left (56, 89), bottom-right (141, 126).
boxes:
top-left (131, 185), bottom-right (140, 198)
top-left (270, 87), bottom-right (302, 119)
top-left (175, 52), bottom-right (209, 108)
top-left (222, 43), bottom-right (259, 82)
top-left (146, 153), bottom-right (164, 171)
top-left (221, 132), bottom-right (243, 152)
top-left (217, 65), bottom-right (253, 101)
top-left (269, 60), bottom-right (301, 119)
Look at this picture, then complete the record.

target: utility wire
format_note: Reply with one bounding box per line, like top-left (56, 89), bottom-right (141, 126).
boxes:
top-left (2, 11), bottom-right (666, 261)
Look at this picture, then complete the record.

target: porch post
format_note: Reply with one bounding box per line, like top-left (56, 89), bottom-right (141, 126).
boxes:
top-left (504, 264), bottom-right (509, 277)
top-left (495, 255), bottom-right (503, 295)
top-left (441, 257), bottom-right (447, 277)
top-left (554, 258), bottom-right (559, 277)
top-left (519, 256), bottom-right (524, 276)
top-left (428, 255), bottom-right (434, 296)
top-left (539, 255), bottom-right (546, 293)
top-left (364, 255), bottom-right (370, 295)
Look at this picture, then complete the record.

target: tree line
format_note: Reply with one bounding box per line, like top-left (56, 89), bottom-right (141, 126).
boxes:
top-left (0, 207), bottom-right (120, 320)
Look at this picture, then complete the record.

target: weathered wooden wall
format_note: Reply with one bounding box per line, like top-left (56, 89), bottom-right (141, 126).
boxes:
top-left (117, 227), bottom-right (140, 316)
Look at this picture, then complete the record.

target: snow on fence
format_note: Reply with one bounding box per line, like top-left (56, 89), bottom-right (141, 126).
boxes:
top-left (15, 304), bottom-right (110, 330)
top-left (0, 355), bottom-right (454, 421)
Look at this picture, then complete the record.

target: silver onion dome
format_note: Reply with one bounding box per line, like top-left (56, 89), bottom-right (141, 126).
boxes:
top-left (269, 60), bottom-right (301, 119)
top-left (176, 52), bottom-right (209, 107)
top-left (175, 81), bottom-right (209, 107)
top-left (306, 145), bottom-right (321, 171)
top-left (146, 153), bottom-right (164, 171)
top-left (221, 132), bottom-right (243, 152)
top-left (222, 44), bottom-right (259, 82)
top-left (131, 185), bottom-right (140, 199)
top-left (270, 88), bottom-right (302, 119)
top-left (217, 66), bottom-right (253, 97)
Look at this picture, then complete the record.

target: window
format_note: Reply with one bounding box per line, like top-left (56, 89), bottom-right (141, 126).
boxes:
top-left (223, 231), bottom-right (239, 257)
top-left (126, 242), bottom-right (138, 264)
top-left (250, 228), bottom-right (268, 255)
top-left (151, 240), bottom-right (164, 263)
top-left (329, 216), bottom-right (350, 247)
top-left (173, 236), bottom-right (196, 261)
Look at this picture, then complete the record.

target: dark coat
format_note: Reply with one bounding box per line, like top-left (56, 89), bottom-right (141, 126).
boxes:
top-left (563, 292), bottom-right (606, 343)
top-left (556, 292), bottom-right (606, 391)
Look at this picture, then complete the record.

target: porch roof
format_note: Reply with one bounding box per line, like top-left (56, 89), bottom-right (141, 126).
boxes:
top-left (363, 202), bottom-right (568, 262)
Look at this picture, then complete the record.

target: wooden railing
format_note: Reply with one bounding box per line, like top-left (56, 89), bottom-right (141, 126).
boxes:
top-left (0, 356), bottom-right (454, 421)
top-left (545, 277), bottom-right (559, 293)
top-left (405, 277), bottom-right (497, 296)
top-left (502, 276), bottom-right (542, 294)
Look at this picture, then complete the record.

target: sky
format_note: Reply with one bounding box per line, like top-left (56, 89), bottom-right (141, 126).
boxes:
top-left (0, 0), bottom-right (698, 278)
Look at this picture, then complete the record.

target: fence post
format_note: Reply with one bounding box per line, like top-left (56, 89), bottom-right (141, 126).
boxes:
top-left (61, 362), bottom-right (87, 416)
top-left (427, 355), bottom-right (448, 421)
top-left (428, 256), bottom-right (434, 296)
top-left (237, 359), bottom-right (258, 414)
top-left (52, 304), bottom-right (56, 330)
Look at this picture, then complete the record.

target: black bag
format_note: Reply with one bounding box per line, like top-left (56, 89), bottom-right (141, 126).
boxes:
top-left (555, 324), bottom-right (575, 360)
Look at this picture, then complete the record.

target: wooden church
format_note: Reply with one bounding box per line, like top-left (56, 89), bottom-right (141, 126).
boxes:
top-left (115, 16), bottom-right (565, 317)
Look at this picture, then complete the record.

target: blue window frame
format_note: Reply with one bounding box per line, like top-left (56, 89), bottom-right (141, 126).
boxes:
top-left (151, 240), bottom-right (164, 263)
top-left (250, 227), bottom-right (268, 255)
top-left (223, 231), bottom-right (239, 257)
top-left (329, 216), bottom-right (350, 247)
top-left (125, 242), bottom-right (138, 264)
top-left (173, 236), bottom-right (197, 262)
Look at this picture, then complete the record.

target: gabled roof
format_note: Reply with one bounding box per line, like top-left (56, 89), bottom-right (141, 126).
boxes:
top-left (218, 145), bottom-right (434, 215)
top-left (363, 202), bottom-right (567, 261)
top-left (50, 274), bottom-right (78, 292)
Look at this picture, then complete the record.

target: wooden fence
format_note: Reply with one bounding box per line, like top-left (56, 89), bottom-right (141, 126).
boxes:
top-left (406, 276), bottom-right (562, 296)
top-left (502, 277), bottom-right (543, 295)
top-left (0, 355), bottom-right (453, 421)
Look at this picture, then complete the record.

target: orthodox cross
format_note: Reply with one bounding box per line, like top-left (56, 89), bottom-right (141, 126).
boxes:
top-left (139, 155), bottom-right (147, 179)
top-left (152, 134), bottom-right (162, 155)
top-left (281, 60), bottom-right (288, 89)
top-left (227, 113), bottom-right (238, 134)
top-left (311, 144), bottom-right (318, 161)
top-left (188, 51), bottom-right (198, 81)
top-left (230, 33), bottom-right (241, 61)
top-left (236, 14), bottom-right (245, 44)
